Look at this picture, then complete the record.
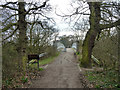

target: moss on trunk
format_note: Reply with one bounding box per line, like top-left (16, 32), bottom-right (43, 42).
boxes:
top-left (18, 2), bottom-right (27, 70)
top-left (81, 2), bottom-right (101, 68)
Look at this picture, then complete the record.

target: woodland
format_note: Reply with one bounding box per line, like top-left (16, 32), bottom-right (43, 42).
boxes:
top-left (0, 0), bottom-right (120, 88)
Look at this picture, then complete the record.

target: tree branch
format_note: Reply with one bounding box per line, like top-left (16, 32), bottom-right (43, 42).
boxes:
top-left (100, 19), bottom-right (120, 30)
top-left (101, 9), bottom-right (119, 19)
top-left (101, 17), bottom-right (112, 23)
top-left (3, 2), bottom-right (18, 6)
top-left (26, 1), bottom-right (47, 14)
top-left (55, 10), bottom-right (89, 17)
top-left (3, 26), bottom-right (18, 41)
top-left (3, 14), bottom-right (18, 24)
top-left (1, 5), bottom-right (19, 11)
top-left (2, 22), bottom-right (17, 32)
top-left (27, 21), bottom-right (44, 29)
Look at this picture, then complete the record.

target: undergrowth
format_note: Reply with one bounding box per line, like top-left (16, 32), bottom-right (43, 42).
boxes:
top-left (2, 52), bottom-right (59, 88)
top-left (85, 70), bottom-right (119, 88)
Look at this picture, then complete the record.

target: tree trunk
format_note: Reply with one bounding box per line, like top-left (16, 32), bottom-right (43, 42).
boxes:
top-left (81, 2), bottom-right (101, 68)
top-left (18, 2), bottom-right (27, 70)
top-left (117, 26), bottom-right (120, 87)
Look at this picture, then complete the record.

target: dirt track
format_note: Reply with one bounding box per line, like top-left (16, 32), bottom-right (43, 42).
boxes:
top-left (29, 48), bottom-right (89, 88)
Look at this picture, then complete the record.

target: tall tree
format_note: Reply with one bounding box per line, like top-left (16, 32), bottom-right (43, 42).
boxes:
top-left (17, 1), bottom-right (27, 68)
top-left (81, 2), bottom-right (120, 68)
top-left (81, 2), bottom-right (101, 68)
top-left (1, 0), bottom-right (49, 70)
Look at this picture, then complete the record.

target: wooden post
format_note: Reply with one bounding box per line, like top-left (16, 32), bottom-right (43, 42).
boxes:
top-left (37, 59), bottom-right (39, 70)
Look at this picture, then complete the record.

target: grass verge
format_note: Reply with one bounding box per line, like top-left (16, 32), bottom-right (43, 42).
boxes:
top-left (85, 70), bottom-right (119, 88)
top-left (29, 52), bottom-right (59, 69)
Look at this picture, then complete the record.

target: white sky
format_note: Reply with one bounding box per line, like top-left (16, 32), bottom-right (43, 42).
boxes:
top-left (4, 0), bottom-right (117, 37)
top-left (47, 0), bottom-right (119, 36)
top-left (1, 0), bottom-right (119, 38)
top-left (1, 0), bottom-right (76, 36)
top-left (48, 0), bottom-right (75, 36)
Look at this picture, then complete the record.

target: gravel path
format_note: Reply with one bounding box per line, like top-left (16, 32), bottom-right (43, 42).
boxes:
top-left (29, 48), bottom-right (85, 88)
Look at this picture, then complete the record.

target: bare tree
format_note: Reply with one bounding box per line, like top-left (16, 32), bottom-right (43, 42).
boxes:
top-left (1, 0), bottom-right (52, 69)
top-left (56, 1), bottom-right (120, 68)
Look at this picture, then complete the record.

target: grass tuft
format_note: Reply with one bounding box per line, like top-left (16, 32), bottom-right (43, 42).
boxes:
top-left (39, 68), bottom-right (44, 71)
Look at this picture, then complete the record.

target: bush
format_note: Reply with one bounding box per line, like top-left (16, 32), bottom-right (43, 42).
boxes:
top-left (92, 31), bottom-right (118, 70)
top-left (2, 40), bottom-right (58, 88)
top-left (2, 42), bottom-right (19, 80)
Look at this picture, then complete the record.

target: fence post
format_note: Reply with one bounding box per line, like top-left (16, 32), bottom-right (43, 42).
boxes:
top-left (37, 59), bottom-right (39, 70)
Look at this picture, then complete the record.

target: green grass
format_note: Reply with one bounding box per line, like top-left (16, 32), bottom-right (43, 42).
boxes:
top-left (39, 56), bottom-right (55, 65)
top-left (29, 52), bottom-right (59, 69)
top-left (76, 52), bottom-right (82, 61)
top-left (85, 70), bottom-right (119, 88)
top-left (38, 68), bottom-right (44, 71)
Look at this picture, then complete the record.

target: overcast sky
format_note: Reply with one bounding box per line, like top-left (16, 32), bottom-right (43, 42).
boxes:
top-left (48, 0), bottom-right (119, 36)
top-left (1, 0), bottom-right (78, 36)
top-left (48, 0), bottom-right (76, 36)
top-left (1, 0), bottom-right (119, 41)
top-left (2, 0), bottom-right (118, 36)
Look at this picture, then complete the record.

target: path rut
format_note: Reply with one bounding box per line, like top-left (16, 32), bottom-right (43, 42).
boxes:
top-left (29, 48), bottom-right (84, 88)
